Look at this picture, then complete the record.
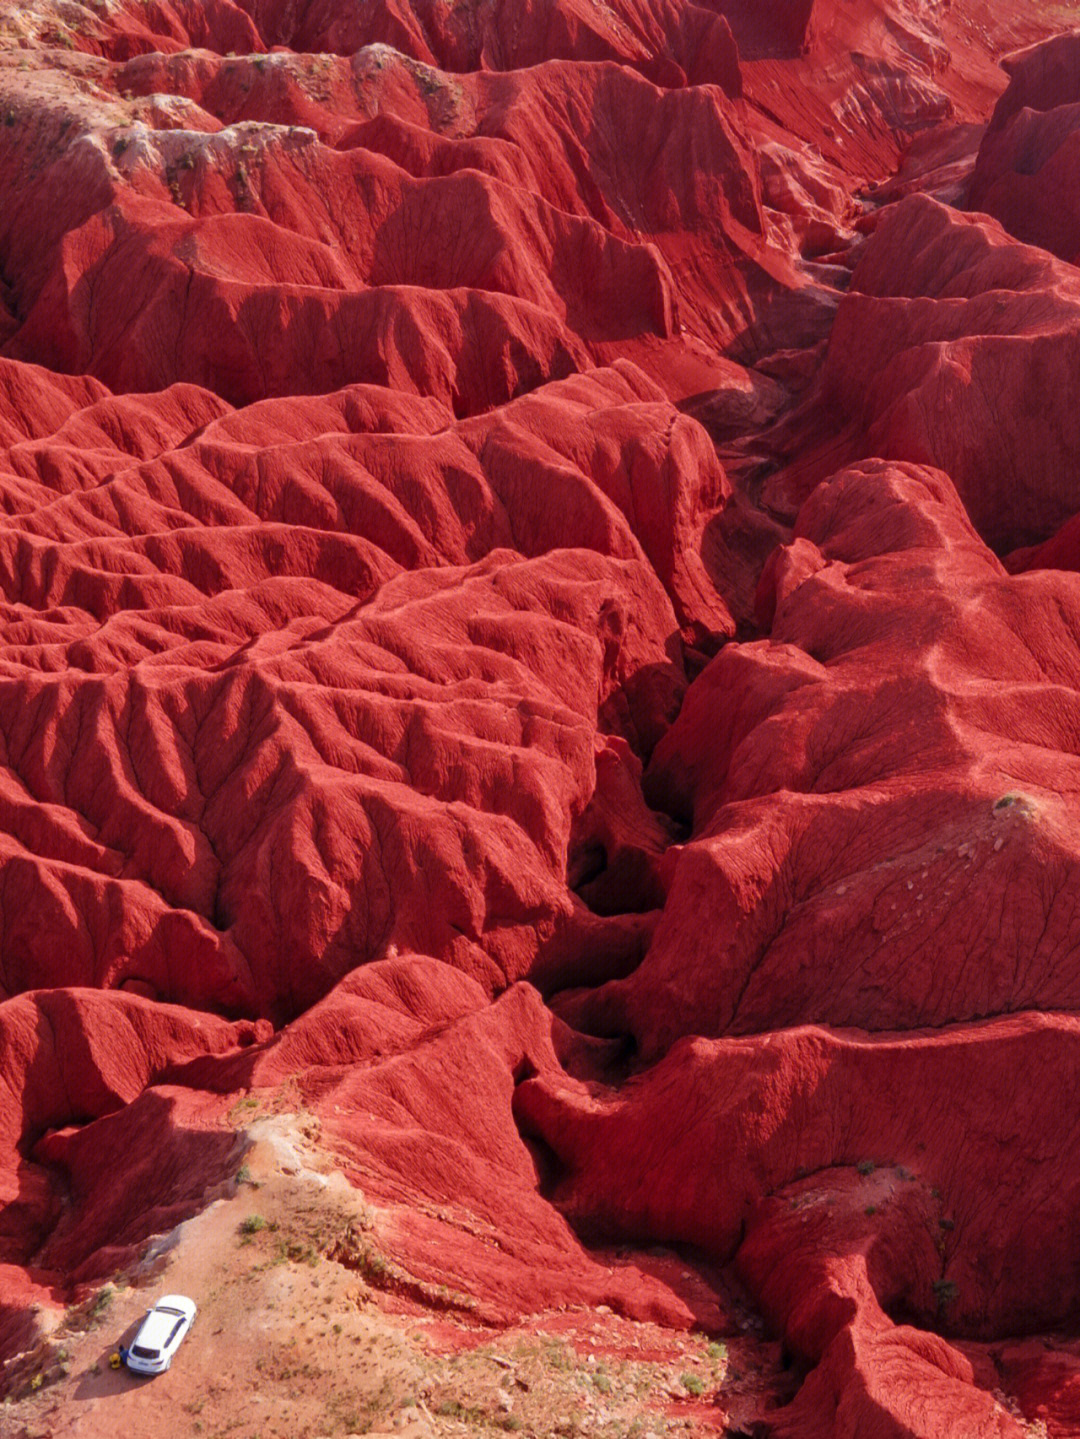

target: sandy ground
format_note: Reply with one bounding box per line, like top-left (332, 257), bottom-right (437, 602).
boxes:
top-left (1, 1116), bottom-right (787, 1439)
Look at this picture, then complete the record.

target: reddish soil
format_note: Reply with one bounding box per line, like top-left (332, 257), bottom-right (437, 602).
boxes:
top-left (2, 2), bottom-right (1080, 1437)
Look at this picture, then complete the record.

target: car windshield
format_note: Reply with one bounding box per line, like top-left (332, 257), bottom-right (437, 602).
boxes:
top-left (156, 1306), bottom-right (185, 1317)
top-left (132, 1345), bottom-right (159, 1359)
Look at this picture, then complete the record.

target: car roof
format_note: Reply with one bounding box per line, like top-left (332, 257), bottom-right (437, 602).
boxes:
top-left (136, 1295), bottom-right (195, 1348)
top-left (135, 1310), bottom-right (177, 1349)
top-left (154, 1294), bottom-right (196, 1316)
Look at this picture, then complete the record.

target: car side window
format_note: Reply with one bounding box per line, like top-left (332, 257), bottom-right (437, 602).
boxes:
top-left (168, 1318), bottom-right (184, 1344)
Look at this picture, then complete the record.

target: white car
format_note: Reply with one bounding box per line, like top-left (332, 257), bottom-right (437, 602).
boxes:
top-left (125, 1294), bottom-right (197, 1375)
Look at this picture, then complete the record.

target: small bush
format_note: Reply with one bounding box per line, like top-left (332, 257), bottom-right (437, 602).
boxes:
top-left (544, 1341), bottom-right (573, 1371)
top-left (856, 1160), bottom-right (875, 1177)
top-left (240, 1214), bottom-right (268, 1235)
top-left (681, 1372), bottom-right (705, 1395)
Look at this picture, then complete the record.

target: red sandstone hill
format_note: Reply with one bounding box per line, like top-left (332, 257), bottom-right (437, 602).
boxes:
top-left (2, 2), bottom-right (1080, 1436)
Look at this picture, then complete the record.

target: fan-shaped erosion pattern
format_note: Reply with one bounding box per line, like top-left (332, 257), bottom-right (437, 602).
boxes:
top-left (2, 1), bottom-right (1080, 1436)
